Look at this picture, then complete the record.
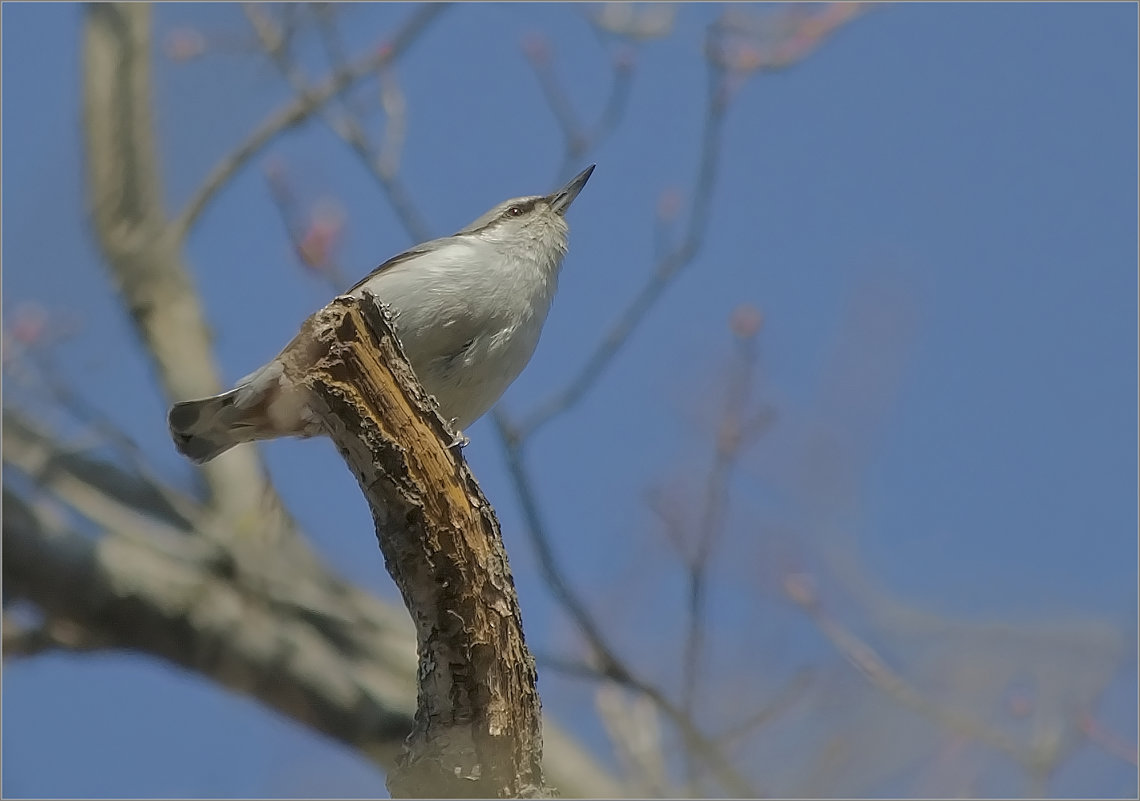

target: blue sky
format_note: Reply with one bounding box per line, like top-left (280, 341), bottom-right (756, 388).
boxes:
top-left (3, 3), bottom-right (1137, 797)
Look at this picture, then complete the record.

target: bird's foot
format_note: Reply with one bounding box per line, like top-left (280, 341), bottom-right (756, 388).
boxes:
top-left (446, 424), bottom-right (470, 451)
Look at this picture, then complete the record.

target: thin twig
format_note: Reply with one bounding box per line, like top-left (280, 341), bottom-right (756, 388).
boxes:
top-left (493, 418), bottom-right (632, 685)
top-left (713, 667), bottom-right (815, 749)
top-left (28, 349), bottom-right (206, 529)
top-left (263, 161), bottom-right (350, 292)
top-left (1080, 714), bottom-right (1139, 767)
top-left (799, 597), bottom-right (1048, 770)
top-left (310, 4), bottom-right (355, 96)
top-left (333, 113), bottom-right (432, 243)
top-left (557, 53), bottom-right (635, 185)
top-left (494, 412), bottom-right (759, 797)
top-left (639, 680), bottom-right (761, 798)
top-left (175, 3), bottom-right (448, 240)
top-left (538, 652), bottom-right (761, 797)
top-left (514, 4), bottom-right (868, 437)
top-left (376, 64), bottom-right (408, 182)
top-left (679, 331), bottom-right (758, 790)
top-left (516, 61), bottom-right (728, 439)
top-left (525, 31), bottom-right (636, 186)
top-left (245, 4), bottom-right (434, 244)
top-left (529, 46), bottom-right (587, 154)
top-left (589, 53), bottom-right (635, 150)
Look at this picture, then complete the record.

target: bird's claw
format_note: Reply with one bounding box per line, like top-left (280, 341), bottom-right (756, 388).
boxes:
top-left (446, 425), bottom-right (470, 450)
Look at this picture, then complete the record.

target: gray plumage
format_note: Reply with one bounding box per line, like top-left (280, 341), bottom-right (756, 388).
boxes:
top-left (169, 165), bottom-right (594, 464)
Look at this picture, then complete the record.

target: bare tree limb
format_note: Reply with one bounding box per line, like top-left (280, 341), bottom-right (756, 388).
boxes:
top-left (784, 576), bottom-right (1071, 778)
top-left (23, 348), bottom-right (207, 527)
top-left (522, 30), bottom-right (635, 185)
top-left (678, 324), bottom-right (765, 792)
top-left (292, 293), bottom-right (548, 797)
top-left (3, 409), bottom-right (197, 532)
top-left (2, 488), bottom-right (418, 767)
top-left (82, 3), bottom-right (274, 525)
top-left (2, 407), bottom-right (625, 798)
top-left (1, 472), bottom-right (622, 797)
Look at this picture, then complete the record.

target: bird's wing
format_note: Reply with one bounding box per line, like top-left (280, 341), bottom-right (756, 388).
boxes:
top-left (346, 237), bottom-right (493, 371)
top-left (346, 238), bottom-right (447, 294)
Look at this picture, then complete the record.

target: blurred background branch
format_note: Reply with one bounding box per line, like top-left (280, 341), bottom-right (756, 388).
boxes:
top-left (4, 3), bottom-right (624, 797)
top-left (175, 3), bottom-right (447, 241)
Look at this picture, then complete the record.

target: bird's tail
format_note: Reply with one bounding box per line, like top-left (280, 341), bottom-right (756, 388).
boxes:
top-left (168, 386), bottom-right (257, 464)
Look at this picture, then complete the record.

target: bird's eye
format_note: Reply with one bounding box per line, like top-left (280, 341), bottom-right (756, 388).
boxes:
top-left (506, 205), bottom-right (524, 217)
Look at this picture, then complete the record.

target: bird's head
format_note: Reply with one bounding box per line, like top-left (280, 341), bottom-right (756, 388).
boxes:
top-left (457, 165), bottom-right (595, 263)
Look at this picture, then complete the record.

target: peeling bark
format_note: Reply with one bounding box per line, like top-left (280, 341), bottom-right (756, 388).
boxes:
top-left (284, 293), bottom-right (549, 798)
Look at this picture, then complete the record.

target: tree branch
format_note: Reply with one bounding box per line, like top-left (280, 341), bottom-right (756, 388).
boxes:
top-left (242, 4), bottom-right (435, 244)
top-left (293, 293), bottom-right (548, 798)
top-left (512, 58), bottom-right (728, 440)
top-left (2, 488), bottom-right (419, 762)
top-left (82, 3), bottom-right (273, 524)
top-left (178, 3), bottom-right (447, 241)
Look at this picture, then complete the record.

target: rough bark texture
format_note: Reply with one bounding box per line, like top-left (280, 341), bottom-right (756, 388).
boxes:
top-left (279, 293), bottom-right (549, 798)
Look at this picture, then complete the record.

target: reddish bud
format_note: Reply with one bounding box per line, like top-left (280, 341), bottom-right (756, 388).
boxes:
top-left (732, 44), bottom-right (765, 73)
top-left (298, 199), bottom-right (345, 272)
top-left (10, 303), bottom-right (48, 346)
top-left (783, 571), bottom-right (817, 610)
top-left (263, 156), bottom-right (288, 183)
top-left (717, 418), bottom-right (742, 456)
top-left (729, 304), bottom-right (764, 340)
top-left (1007, 693), bottom-right (1033, 719)
top-left (165, 28), bottom-right (206, 62)
top-left (521, 32), bottom-right (550, 66)
top-left (656, 187), bottom-right (682, 222)
top-left (613, 45), bottom-right (636, 71)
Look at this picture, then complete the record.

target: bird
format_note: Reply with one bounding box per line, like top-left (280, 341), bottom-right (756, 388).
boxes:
top-left (168, 165), bottom-right (595, 464)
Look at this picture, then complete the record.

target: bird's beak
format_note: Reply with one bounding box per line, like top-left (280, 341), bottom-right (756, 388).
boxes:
top-left (548, 164), bottom-right (595, 215)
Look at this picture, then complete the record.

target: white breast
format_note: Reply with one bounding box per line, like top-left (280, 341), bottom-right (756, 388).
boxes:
top-left (351, 237), bottom-right (559, 429)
